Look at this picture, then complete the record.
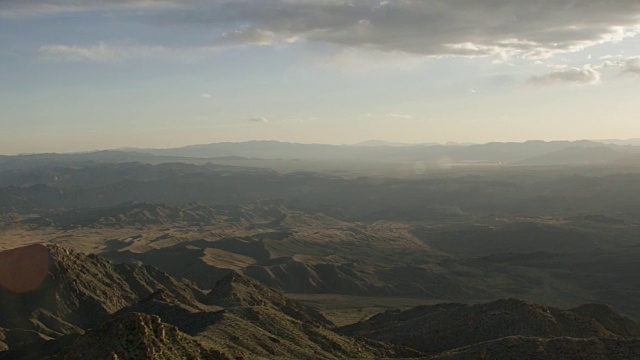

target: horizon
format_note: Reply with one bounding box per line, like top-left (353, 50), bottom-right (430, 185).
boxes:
top-left (2, 137), bottom-right (639, 157)
top-left (2, 1), bottom-right (640, 154)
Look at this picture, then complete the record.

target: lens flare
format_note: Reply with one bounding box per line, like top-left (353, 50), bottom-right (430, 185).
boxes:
top-left (0, 244), bottom-right (50, 293)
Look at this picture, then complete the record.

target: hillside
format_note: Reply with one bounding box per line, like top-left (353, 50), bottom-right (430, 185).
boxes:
top-left (0, 245), bottom-right (418, 359)
top-left (3, 244), bottom-right (640, 359)
top-left (340, 298), bottom-right (640, 354)
top-left (0, 244), bottom-right (204, 336)
top-left (428, 336), bottom-right (640, 360)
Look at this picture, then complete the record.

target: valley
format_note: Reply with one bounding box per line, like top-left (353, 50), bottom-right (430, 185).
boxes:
top-left (2, 141), bottom-right (640, 358)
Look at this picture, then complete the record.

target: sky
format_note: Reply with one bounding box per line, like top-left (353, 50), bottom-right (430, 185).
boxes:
top-left (1, 0), bottom-right (640, 154)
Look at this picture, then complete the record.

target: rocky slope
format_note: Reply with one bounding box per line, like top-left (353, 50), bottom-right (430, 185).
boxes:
top-left (427, 336), bottom-right (640, 360)
top-left (115, 272), bottom-right (419, 359)
top-left (204, 271), bottom-right (332, 327)
top-left (3, 244), bottom-right (640, 359)
top-left (0, 244), bottom-right (418, 359)
top-left (1, 313), bottom-right (232, 360)
top-left (53, 313), bottom-right (227, 360)
top-left (340, 298), bottom-right (640, 354)
top-left (0, 244), bottom-right (204, 337)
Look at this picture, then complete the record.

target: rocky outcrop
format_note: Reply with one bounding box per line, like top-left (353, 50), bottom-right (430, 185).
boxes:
top-left (54, 313), bottom-right (228, 360)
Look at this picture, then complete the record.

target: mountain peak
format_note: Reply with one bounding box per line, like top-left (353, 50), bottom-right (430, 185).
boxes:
top-left (204, 271), bottom-right (280, 308)
top-left (205, 271), bottom-right (332, 326)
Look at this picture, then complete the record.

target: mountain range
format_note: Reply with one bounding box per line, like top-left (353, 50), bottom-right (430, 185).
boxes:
top-left (3, 140), bottom-right (640, 358)
top-left (2, 244), bottom-right (640, 359)
top-left (3, 139), bottom-right (640, 170)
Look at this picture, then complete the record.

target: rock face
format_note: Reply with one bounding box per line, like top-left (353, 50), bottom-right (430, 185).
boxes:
top-left (339, 298), bottom-right (640, 354)
top-left (54, 313), bottom-right (225, 360)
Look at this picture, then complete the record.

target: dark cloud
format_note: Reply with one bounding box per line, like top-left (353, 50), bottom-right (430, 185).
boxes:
top-left (156, 0), bottom-right (640, 58)
top-left (8, 0), bottom-right (640, 59)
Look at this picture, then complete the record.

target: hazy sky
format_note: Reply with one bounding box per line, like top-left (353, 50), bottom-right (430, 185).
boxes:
top-left (1, 0), bottom-right (640, 154)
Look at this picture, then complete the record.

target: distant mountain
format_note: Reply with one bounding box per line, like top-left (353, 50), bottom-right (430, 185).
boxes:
top-left (2, 139), bottom-right (640, 167)
top-left (446, 140), bottom-right (606, 164)
top-left (351, 140), bottom-right (428, 147)
top-left (147, 140), bottom-right (341, 160)
top-left (597, 138), bottom-right (640, 146)
top-left (137, 139), bottom-right (640, 165)
top-left (517, 146), bottom-right (624, 166)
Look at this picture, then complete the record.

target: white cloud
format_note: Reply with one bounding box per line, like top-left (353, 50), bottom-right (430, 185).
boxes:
top-left (526, 66), bottom-right (602, 86)
top-left (388, 113), bottom-right (412, 119)
top-left (201, 93), bottom-right (213, 99)
top-left (37, 42), bottom-right (176, 62)
top-left (37, 42), bottom-right (235, 62)
top-left (38, 42), bottom-right (123, 62)
top-left (223, 27), bottom-right (275, 46)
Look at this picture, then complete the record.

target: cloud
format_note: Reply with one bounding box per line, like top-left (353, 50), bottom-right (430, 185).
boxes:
top-left (38, 42), bottom-right (123, 62)
top-left (223, 27), bottom-right (275, 46)
top-left (0, 0), bottom-right (185, 18)
top-left (37, 42), bottom-right (175, 62)
top-left (201, 93), bottom-right (213, 99)
top-left (246, 116), bottom-right (269, 123)
top-left (16, 0), bottom-right (640, 62)
top-left (602, 56), bottom-right (640, 76)
top-left (37, 42), bottom-right (234, 62)
top-left (621, 57), bottom-right (640, 75)
top-left (150, 0), bottom-right (640, 60)
top-left (388, 113), bottom-right (412, 119)
top-left (526, 66), bottom-right (602, 86)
